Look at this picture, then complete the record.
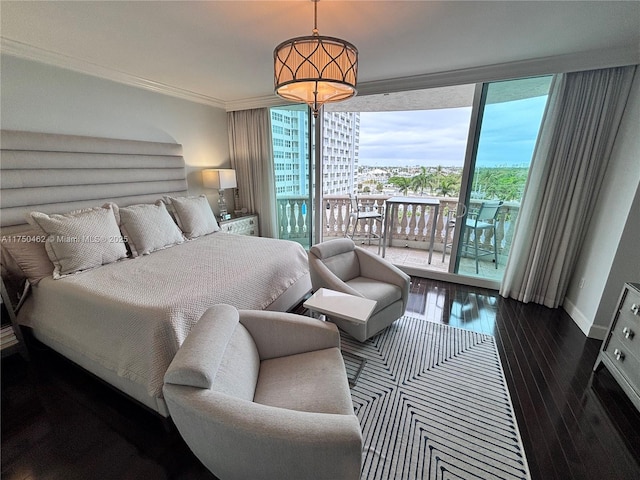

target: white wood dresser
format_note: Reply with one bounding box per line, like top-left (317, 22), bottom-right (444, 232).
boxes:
top-left (219, 214), bottom-right (259, 237)
top-left (593, 282), bottom-right (640, 411)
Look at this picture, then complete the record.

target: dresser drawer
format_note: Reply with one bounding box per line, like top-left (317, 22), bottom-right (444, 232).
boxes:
top-left (603, 335), bottom-right (640, 391)
top-left (220, 215), bottom-right (259, 237)
top-left (612, 288), bottom-right (640, 354)
top-left (593, 283), bottom-right (640, 412)
top-left (611, 312), bottom-right (640, 358)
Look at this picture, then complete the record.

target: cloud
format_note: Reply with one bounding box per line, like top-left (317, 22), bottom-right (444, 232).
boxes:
top-left (359, 108), bottom-right (472, 167)
top-left (358, 95), bottom-right (548, 168)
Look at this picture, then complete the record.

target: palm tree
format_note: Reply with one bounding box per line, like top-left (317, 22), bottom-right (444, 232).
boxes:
top-left (436, 177), bottom-right (458, 197)
top-left (388, 176), bottom-right (411, 195)
top-left (410, 167), bottom-right (433, 195)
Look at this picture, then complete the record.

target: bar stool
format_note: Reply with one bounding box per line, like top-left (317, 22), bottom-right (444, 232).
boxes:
top-left (345, 194), bottom-right (383, 255)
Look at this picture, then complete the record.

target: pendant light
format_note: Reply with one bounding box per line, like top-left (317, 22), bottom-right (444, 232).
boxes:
top-left (274, 0), bottom-right (358, 117)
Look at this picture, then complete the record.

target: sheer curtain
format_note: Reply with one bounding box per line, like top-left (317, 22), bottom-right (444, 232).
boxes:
top-left (227, 108), bottom-right (277, 238)
top-left (500, 66), bottom-right (636, 308)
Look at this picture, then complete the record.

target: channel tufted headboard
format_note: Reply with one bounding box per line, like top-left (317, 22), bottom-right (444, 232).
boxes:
top-left (0, 130), bottom-right (188, 231)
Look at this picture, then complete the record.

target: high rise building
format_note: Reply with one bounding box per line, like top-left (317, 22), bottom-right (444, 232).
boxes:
top-left (270, 108), bottom-right (360, 196)
top-left (271, 107), bottom-right (309, 196)
top-left (322, 111), bottom-right (360, 195)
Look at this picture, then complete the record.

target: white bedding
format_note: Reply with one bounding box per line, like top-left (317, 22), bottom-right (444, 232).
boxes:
top-left (19, 232), bottom-right (309, 400)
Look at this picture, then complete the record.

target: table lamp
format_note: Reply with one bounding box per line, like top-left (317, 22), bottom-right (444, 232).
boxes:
top-left (202, 169), bottom-right (237, 220)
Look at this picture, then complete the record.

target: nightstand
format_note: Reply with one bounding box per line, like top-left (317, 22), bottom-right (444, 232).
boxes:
top-left (1, 278), bottom-right (29, 360)
top-left (219, 214), bottom-right (259, 237)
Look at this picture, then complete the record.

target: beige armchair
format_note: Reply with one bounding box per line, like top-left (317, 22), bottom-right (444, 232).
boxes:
top-left (308, 238), bottom-right (410, 342)
top-left (163, 304), bottom-right (362, 480)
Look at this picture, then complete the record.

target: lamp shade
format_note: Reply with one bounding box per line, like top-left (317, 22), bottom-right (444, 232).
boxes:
top-left (274, 35), bottom-right (357, 116)
top-left (274, 0), bottom-right (357, 117)
top-left (202, 169), bottom-right (237, 190)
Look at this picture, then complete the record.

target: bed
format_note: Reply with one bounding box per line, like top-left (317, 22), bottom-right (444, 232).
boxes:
top-left (0, 130), bottom-right (311, 416)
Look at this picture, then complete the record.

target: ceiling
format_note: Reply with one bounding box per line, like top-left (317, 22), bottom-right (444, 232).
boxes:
top-left (1, 1), bottom-right (639, 111)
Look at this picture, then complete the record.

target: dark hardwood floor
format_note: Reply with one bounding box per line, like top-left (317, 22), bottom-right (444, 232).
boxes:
top-left (2, 277), bottom-right (639, 480)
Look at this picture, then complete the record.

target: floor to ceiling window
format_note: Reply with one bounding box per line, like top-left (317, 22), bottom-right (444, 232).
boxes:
top-left (267, 76), bottom-right (552, 288)
top-left (452, 76), bottom-right (552, 282)
top-left (319, 76), bottom-right (552, 288)
top-left (270, 104), bottom-right (314, 249)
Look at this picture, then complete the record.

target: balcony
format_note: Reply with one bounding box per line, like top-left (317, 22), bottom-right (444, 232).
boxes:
top-left (277, 195), bottom-right (519, 281)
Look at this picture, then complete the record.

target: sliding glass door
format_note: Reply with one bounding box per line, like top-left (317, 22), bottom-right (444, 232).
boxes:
top-left (450, 76), bottom-right (552, 285)
top-left (267, 75), bottom-right (554, 290)
top-left (313, 76), bottom-right (552, 288)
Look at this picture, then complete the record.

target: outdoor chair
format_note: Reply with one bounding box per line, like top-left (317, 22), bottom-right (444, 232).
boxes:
top-left (461, 200), bottom-right (503, 274)
top-left (442, 201), bottom-right (504, 274)
top-left (345, 194), bottom-right (383, 255)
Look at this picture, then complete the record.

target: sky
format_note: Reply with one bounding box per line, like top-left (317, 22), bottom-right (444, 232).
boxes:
top-left (358, 95), bottom-right (548, 168)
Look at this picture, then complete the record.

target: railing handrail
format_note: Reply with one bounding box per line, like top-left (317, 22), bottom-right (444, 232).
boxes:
top-left (276, 194), bottom-right (522, 254)
top-left (320, 193), bottom-right (521, 208)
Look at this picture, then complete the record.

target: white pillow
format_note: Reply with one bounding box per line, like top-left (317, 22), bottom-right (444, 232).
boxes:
top-left (118, 201), bottom-right (185, 257)
top-left (166, 195), bottom-right (220, 239)
top-left (27, 205), bottom-right (128, 279)
top-left (1, 228), bottom-right (54, 285)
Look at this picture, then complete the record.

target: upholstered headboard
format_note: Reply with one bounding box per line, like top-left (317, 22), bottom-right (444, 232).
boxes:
top-left (0, 130), bottom-right (188, 231)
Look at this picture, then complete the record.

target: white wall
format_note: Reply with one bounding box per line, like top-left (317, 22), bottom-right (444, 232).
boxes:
top-left (0, 54), bottom-right (230, 208)
top-left (563, 69), bottom-right (640, 338)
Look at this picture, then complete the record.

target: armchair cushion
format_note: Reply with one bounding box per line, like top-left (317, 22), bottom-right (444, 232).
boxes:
top-left (346, 277), bottom-right (403, 314)
top-left (254, 348), bottom-right (354, 415)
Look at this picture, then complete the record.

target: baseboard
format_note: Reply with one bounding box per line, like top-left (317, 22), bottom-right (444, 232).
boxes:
top-left (587, 324), bottom-right (609, 340)
top-left (562, 297), bottom-right (608, 340)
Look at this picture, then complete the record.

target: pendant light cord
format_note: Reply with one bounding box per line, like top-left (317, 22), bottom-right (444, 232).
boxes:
top-left (312, 0), bottom-right (319, 36)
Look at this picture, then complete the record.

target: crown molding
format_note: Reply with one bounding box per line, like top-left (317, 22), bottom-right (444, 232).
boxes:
top-left (228, 46), bottom-right (640, 111)
top-left (4, 37), bottom-right (637, 113)
top-left (356, 46), bottom-right (640, 97)
top-left (1, 37), bottom-right (226, 109)
top-left (225, 94), bottom-right (296, 112)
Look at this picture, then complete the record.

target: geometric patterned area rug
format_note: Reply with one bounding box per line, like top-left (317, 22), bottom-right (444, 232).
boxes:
top-left (340, 316), bottom-right (531, 480)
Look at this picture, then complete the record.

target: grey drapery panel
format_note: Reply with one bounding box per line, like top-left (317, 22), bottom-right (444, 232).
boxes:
top-left (227, 108), bottom-right (277, 238)
top-left (500, 66), bottom-right (636, 308)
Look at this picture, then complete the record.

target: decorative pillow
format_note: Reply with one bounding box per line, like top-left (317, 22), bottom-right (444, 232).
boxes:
top-left (1, 229), bottom-right (54, 285)
top-left (103, 201), bottom-right (121, 225)
top-left (118, 201), bottom-right (185, 257)
top-left (165, 195), bottom-right (220, 239)
top-left (27, 205), bottom-right (128, 279)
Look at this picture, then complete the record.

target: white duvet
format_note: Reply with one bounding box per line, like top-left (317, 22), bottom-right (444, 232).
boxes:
top-left (20, 232), bottom-right (309, 398)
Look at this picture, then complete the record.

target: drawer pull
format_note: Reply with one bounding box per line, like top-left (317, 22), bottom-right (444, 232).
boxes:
top-left (622, 327), bottom-right (635, 339)
top-left (631, 303), bottom-right (640, 316)
top-left (613, 348), bottom-right (625, 361)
